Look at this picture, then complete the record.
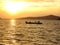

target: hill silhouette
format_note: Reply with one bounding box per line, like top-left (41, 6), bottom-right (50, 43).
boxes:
top-left (17, 15), bottom-right (60, 20)
top-left (0, 17), bottom-right (2, 19)
top-left (0, 17), bottom-right (10, 20)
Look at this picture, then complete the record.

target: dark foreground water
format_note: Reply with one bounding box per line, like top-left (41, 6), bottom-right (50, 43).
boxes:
top-left (0, 19), bottom-right (60, 45)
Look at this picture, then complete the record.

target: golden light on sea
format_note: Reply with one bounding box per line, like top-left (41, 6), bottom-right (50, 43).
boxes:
top-left (11, 19), bottom-right (15, 26)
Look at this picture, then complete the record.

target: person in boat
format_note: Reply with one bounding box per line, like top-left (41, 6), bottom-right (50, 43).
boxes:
top-left (25, 21), bottom-right (42, 24)
top-left (37, 21), bottom-right (42, 24)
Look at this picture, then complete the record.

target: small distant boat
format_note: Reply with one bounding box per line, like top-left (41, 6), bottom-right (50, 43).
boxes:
top-left (25, 21), bottom-right (42, 24)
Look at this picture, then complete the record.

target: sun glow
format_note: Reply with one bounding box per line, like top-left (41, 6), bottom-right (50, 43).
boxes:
top-left (3, 0), bottom-right (28, 14)
top-left (1, 0), bottom-right (59, 17)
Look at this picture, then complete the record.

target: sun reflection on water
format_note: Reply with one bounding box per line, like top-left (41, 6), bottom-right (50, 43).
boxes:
top-left (11, 19), bottom-right (15, 26)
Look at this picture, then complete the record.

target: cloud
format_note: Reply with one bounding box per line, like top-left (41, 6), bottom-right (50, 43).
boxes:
top-left (21, 1), bottom-right (60, 7)
top-left (11, 0), bottom-right (60, 7)
top-left (11, 0), bottom-right (60, 2)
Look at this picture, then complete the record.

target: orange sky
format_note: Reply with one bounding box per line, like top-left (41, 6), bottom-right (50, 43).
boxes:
top-left (0, 0), bottom-right (60, 18)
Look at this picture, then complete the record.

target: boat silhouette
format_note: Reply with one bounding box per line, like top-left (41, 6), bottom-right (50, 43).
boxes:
top-left (25, 21), bottom-right (42, 24)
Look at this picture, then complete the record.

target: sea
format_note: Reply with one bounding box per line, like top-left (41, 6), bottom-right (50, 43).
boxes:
top-left (0, 19), bottom-right (60, 45)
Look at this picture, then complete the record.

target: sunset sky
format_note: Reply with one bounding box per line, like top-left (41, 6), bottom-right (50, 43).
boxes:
top-left (0, 0), bottom-right (60, 18)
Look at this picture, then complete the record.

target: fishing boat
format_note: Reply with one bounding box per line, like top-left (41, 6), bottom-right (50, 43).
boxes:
top-left (25, 21), bottom-right (42, 24)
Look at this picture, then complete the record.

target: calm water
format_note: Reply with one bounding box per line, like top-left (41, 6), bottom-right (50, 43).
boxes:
top-left (0, 19), bottom-right (60, 45)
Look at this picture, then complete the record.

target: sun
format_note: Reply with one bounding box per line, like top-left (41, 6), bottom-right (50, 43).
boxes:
top-left (3, 0), bottom-right (28, 14)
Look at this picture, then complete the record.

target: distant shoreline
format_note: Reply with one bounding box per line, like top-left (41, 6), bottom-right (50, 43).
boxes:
top-left (16, 15), bottom-right (60, 20)
top-left (0, 15), bottom-right (60, 20)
